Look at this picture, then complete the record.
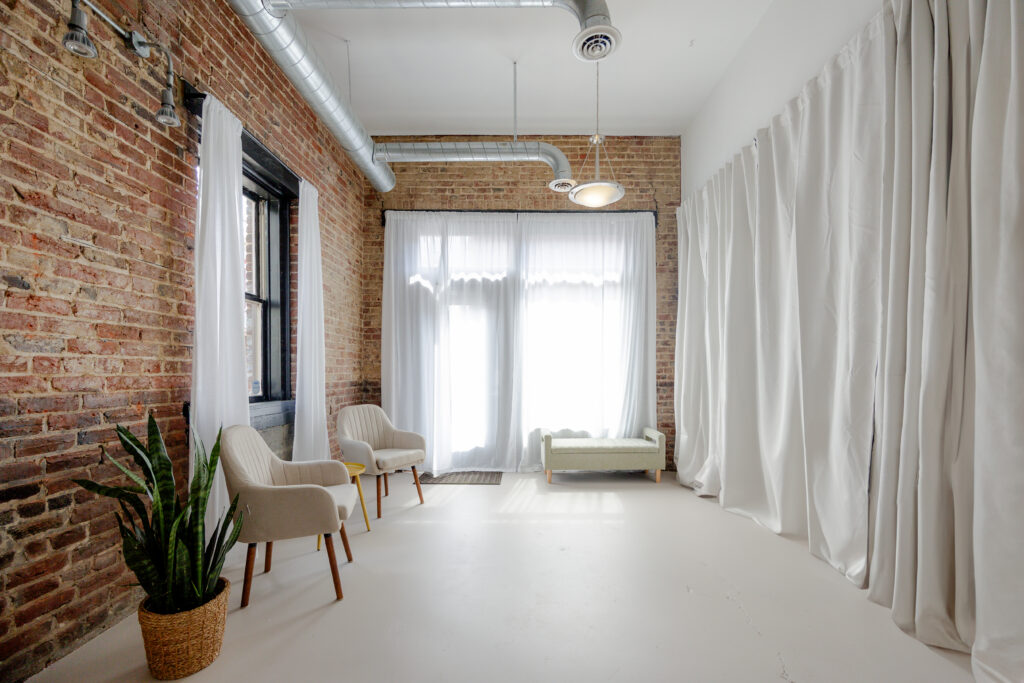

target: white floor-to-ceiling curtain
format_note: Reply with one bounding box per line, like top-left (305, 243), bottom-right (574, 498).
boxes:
top-left (675, 1), bottom-right (1023, 679)
top-left (191, 96), bottom-right (249, 530)
top-left (292, 180), bottom-right (330, 461)
top-left (970, 1), bottom-right (1024, 678)
top-left (384, 211), bottom-right (655, 475)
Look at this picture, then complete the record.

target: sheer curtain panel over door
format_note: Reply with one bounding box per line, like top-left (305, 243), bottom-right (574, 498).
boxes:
top-left (674, 1), bottom-right (1024, 679)
top-left (383, 211), bottom-right (656, 475)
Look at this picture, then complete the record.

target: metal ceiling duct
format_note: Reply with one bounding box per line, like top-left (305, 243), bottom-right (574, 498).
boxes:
top-left (227, 0), bottom-right (397, 191)
top-left (229, 0), bottom-right (589, 192)
top-left (375, 141), bottom-right (577, 192)
top-left (264, 0), bottom-right (621, 61)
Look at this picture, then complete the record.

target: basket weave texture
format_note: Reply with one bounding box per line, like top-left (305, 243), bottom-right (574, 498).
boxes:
top-left (137, 578), bottom-right (230, 680)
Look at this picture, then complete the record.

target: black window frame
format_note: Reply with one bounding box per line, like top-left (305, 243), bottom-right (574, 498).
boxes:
top-left (242, 146), bottom-right (295, 404)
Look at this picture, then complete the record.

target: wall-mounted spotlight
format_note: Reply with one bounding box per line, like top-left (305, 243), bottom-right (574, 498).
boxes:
top-left (62, 0), bottom-right (181, 128)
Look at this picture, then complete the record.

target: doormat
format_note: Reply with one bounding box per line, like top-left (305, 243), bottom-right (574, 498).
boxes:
top-left (418, 471), bottom-right (503, 485)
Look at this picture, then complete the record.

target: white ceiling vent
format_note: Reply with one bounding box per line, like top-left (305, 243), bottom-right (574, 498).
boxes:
top-left (572, 23), bottom-right (621, 62)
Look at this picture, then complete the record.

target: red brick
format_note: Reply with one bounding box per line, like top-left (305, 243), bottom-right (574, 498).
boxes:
top-left (15, 433), bottom-right (77, 458)
top-left (14, 588), bottom-right (76, 627)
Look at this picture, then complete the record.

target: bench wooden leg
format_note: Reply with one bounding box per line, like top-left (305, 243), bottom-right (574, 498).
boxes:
top-left (546, 470), bottom-right (552, 484)
top-left (655, 469), bottom-right (661, 484)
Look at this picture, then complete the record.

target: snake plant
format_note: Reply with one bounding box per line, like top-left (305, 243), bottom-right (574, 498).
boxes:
top-left (74, 414), bottom-right (243, 614)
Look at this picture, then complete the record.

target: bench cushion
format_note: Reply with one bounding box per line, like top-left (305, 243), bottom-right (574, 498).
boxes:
top-left (549, 437), bottom-right (659, 455)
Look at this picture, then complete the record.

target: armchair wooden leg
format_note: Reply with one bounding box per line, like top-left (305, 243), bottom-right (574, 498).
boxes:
top-left (323, 533), bottom-right (343, 601)
top-left (316, 534), bottom-right (321, 551)
top-left (412, 465), bottom-right (425, 504)
top-left (655, 469), bottom-right (662, 484)
top-left (241, 543), bottom-right (257, 608)
top-left (264, 542), bottom-right (273, 573)
top-left (376, 475), bottom-right (382, 519)
top-left (546, 470), bottom-right (552, 484)
top-left (384, 472), bottom-right (389, 497)
top-left (339, 522), bottom-right (353, 562)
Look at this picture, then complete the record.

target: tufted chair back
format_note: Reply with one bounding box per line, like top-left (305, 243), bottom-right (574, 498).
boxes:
top-left (220, 425), bottom-right (286, 496)
top-left (337, 405), bottom-right (394, 451)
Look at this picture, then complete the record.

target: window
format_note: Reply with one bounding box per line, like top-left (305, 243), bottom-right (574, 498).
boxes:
top-left (240, 139), bottom-right (296, 403)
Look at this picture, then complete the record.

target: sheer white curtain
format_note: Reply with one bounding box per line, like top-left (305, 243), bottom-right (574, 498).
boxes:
top-left (191, 96), bottom-right (248, 530)
top-left (675, 1), bottom-right (1023, 679)
top-left (292, 180), bottom-right (330, 461)
top-left (383, 211), bottom-right (655, 474)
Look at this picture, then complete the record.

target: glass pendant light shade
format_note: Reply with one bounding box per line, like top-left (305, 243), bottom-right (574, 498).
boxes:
top-left (570, 64), bottom-right (624, 208)
top-left (569, 179), bottom-right (625, 208)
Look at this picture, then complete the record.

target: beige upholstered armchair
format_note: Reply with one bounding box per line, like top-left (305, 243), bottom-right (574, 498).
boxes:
top-left (336, 405), bottom-right (426, 519)
top-left (220, 425), bottom-right (359, 607)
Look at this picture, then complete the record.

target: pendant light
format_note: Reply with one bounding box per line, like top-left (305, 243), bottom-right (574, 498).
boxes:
top-left (569, 62), bottom-right (624, 208)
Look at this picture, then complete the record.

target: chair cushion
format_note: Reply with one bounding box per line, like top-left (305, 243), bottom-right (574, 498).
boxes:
top-left (549, 437), bottom-right (659, 455)
top-left (324, 483), bottom-right (359, 521)
top-left (375, 448), bottom-right (425, 471)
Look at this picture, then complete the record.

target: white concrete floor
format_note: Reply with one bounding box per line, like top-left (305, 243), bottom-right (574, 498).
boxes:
top-left (33, 472), bottom-right (971, 682)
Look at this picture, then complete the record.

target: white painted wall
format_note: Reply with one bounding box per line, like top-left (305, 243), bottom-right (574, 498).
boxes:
top-left (681, 0), bottom-right (883, 197)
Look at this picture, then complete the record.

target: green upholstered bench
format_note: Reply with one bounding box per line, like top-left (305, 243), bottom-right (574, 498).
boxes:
top-left (541, 428), bottom-right (666, 484)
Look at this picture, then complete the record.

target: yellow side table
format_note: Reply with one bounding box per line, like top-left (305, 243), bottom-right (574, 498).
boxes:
top-left (317, 462), bottom-right (371, 552)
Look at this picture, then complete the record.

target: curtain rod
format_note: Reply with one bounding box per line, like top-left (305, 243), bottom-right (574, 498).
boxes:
top-left (380, 208), bottom-right (657, 227)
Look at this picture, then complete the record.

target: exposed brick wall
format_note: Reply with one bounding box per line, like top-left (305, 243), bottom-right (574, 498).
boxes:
top-left (361, 135), bottom-right (680, 463)
top-left (0, 0), bottom-right (366, 679)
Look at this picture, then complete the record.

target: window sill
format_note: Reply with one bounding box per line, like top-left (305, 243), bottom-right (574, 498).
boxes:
top-left (249, 400), bottom-right (295, 430)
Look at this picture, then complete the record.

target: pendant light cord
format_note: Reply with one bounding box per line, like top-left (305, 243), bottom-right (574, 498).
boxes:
top-left (595, 62), bottom-right (600, 136)
top-left (513, 60), bottom-right (518, 144)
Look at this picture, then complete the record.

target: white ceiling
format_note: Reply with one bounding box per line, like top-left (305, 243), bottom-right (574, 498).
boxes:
top-left (296, 0), bottom-right (774, 137)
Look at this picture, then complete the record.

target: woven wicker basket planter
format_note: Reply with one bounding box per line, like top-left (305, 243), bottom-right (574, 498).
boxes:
top-left (137, 578), bottom-right (230, 680)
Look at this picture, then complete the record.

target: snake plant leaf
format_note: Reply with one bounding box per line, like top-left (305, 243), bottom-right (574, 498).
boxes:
top-left (207, 507), bottom-right (243, 596)
top-left (146, 415), bottom-right (178, 539)
top-left (101, 445), bottom-right (149, 491)
top-left (73, 479), bottom-right (147, 518)
top-left (116, 423), bottom-right (166, 549)
top-left (118, 514), bottom-right (161, 602)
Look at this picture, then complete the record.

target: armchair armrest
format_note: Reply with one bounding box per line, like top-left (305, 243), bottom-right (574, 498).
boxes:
top-left (337, 437), bottom-right (375, 473)
top-left (278, 459), bottom-right (350, 487)
top-left (540, 429), bottom-right (552, 456)
top-left (392, 429), bottom-right (426, 451)
top-left (234, 483), bottom-right (340, 543)
top-left (643, 427), bottom-right (666, 453)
